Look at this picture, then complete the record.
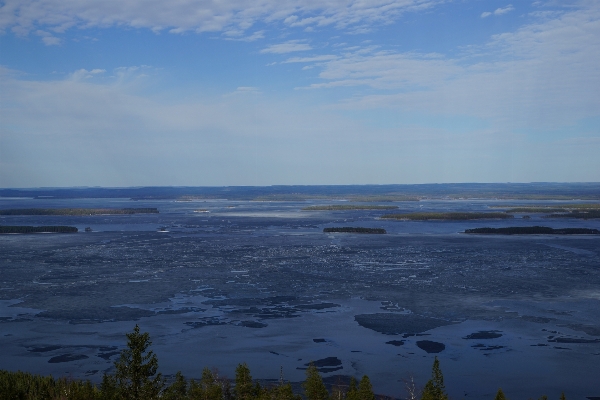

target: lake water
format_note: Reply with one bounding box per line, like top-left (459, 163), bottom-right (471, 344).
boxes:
top-left (1, 197), bottom-right (599, 399)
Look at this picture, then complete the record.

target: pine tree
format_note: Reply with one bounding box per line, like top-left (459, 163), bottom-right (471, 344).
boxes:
top-left (302, 364), bottom-right (329, 400)
top-left (420, 357), bottom-right (448, 400)
top-left (163, 371), bottom-right (188, 400)
top-left (114, 324), bottom-right (164, 400)
top-left (201, 368), bottom-right (224, 400)
top-left (346, 377), bottom-right (359, 400)
top-left (494, 388), bottom-right (507, 400)
top-left (234, 363), bottom-right (254, 400)
top-left (358, 376), bottom-right (375, 400)
top-left (559, 392), bottom-right (567, 400)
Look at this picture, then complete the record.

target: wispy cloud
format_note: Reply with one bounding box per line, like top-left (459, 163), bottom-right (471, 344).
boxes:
top-left (0, 0), bottom-right (446, 39)
top-left (481, 4), bottom-right (515, 18)
top-left (260, 40), bottom-right (312, 54)
top-left (283, 55), bottom-right (338, 63)
top-left (301, 4), bottom-right (600, 129)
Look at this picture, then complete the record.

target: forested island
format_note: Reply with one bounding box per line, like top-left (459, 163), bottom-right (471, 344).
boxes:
top-left (0, 225), bottom-right (78, 234)
top-left (465, 227), bottom-right (600, 235)
top-left (304, 205), bottom-right (398, 211)
top-left (545, 210), bottom-right (600, 219)
top-left (323, 227), bottom-right (387, 234)
top-left (381, 212), bottom-right (513, 221)
top-left (0, 325), bottom-right (565, 400)
top-left (0, 208), bottom-right (159, 216)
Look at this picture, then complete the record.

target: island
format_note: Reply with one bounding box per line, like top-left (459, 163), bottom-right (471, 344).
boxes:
top-left (303, 205), bottom-right (398, 211)
top-left (0, 226), bottom-right (78, 234)
top-left (545, 210), bottom-right (600, 219)
top-left (323, 227), bottom-right (386, 234)
top-left (381, 212), bottom-right (513, 221)
top-left (0, 208), bottom-right (159, 216)
top-left (464, 226), bottom-right (600, 235)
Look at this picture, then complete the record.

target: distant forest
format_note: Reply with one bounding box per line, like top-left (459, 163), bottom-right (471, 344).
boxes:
top-left (0, 225), bottom-right (78, 234)
top-left (381, 212), bottom-right (513, 221)
top-left (304, 205), bottom-right (398, 211)
top-left (1, 183), bottom-right (599, 201)
top-left (465, 226), bottom-right (600, 235)
top-left (323, 227), bottom-right (387, 234)
top-left (0, 325), bottom-right (567, 400)
top-left (0, 208), bottom-right (159, 216)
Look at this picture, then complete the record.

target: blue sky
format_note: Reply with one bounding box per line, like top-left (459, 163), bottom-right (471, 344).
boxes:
top-left (1, 0), bottom-right (599, 187)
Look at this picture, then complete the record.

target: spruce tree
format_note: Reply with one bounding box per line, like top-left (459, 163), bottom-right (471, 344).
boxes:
top-left (494, 388), bottom-right (507, 400)
top-left (114, 324), bottom-right (164, 400)
top-left (358, 376), bottom-right (375, 400)
top-left (302, 364), bottom-right (329, 400)
top-left (346, 377), bottom-right (358, 400)
top-left (560, 393), bottom-right (567, 400)
top-left (420, 357), bottom-right (448, 400)
top-left (201, 368), bottom-right (224, 400)
top-left (234, 363), bottom-right (254, 400)
top-left (163, 371), bottom-right (188, 400)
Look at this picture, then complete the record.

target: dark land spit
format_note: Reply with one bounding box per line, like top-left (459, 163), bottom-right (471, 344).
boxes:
top-left (465, 226), bottom-right (600, 235)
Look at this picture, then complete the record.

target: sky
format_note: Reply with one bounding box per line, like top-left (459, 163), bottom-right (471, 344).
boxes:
top-left (1, 0), bottom-right (599, 187)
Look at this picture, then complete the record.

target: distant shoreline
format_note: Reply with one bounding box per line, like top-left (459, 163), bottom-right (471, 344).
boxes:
top-left (323, 227), bottom-right (386, 234)
top-left (304, 205), bottom-right (398, 211)
top-left (464, 226), bottom-right (600, 235)
top-left (381, 212), bottom-right (513, 221)
top-left (0, 208), bottom-right (159, 216)
top-left (0, 225), bottom-right (78, 234)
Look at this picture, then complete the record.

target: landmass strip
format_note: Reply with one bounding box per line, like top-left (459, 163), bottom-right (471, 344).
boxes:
top-left (323, 227), bottom-right (387, 234)
top-left (464, 227), bottom-right (600, 235)
top-left (303, 205), bottom-right (398, 211)
top-left (0, 208), bottom-right (159, 216)
top-left (0, 226), bottom-right (78, 234)
top-left (381, 212), bottom-right (513, 221)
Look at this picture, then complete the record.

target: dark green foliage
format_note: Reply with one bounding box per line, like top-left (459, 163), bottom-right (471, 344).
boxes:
top-left (323, 227), bottom-right (386, 234)
top-left (345, 377), bottom-right (359, 400)
top-left (382, 212), bottom-right (513, 221)
top-left (0, 208), bottom-right (159, 216)
top-left (465, 226), bottom-right (599, 235)
top-left (163, 371), bottom-right (188, 400)
top-left (234, 363), bottom-right (254, 400)
top-left (420, 357), bottom-right (448, 400)
top-left (189, 368), bottom-right (225, 400)
top-left (559, 393), bottom-right (566, 400)
top-left (538, 396), bottom-right (548, 400)
top-left (358, 376), bottom-right (375, 400)
top-left (494, 388), bottom-right (507, 400)
top-left (0, 225), bottom-right (78, 234)
top-left (302, 364), bottom-right (329, 400)
top-left (114, 324), bottom-right (164, 400)
top-left (0, 370), bottom-right (100, 400)
top-left (100, 373), bottom-right (119, 400)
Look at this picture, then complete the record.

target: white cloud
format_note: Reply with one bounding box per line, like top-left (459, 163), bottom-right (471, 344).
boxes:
top-left (0, 0), bottom-right (445, 38)
top-left (260, 40), bottom-right (312, 54)
top-left (224, 30), bottom-right (265, 42)
top-left (494, 5), bottom-right (515, 16)
top-left (41, 35), bottom-right (60, 45)
top-left (283, 55), bottom-right (338, 63)
top-left (34, 29), bottom-right (61, 45)
top-left (481, 4), bottom-right (515, 18)
top-left (301, 3), bottom-right (600, 129)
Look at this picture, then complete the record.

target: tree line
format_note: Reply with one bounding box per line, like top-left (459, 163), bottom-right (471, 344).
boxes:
top-left (0, 208), bottom-right (159, 216)
top-left (0, 225), bottom-right (78, 234)
top-left (0, 325), bottom-right (568, 400)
